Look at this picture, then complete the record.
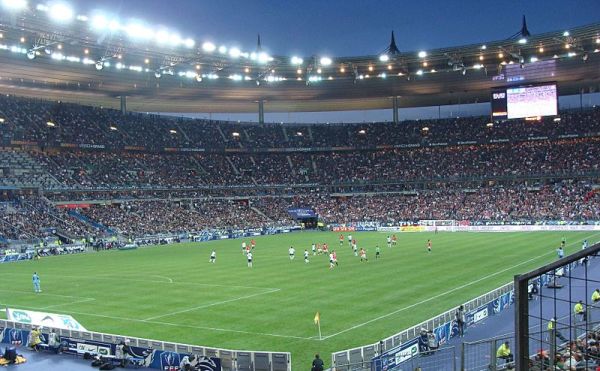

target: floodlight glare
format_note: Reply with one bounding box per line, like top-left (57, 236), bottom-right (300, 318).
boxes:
top-left (154, 71), bottom-right (161, 78)
top-left (26, 50), bottom-right (35, 59)
top-left (418, 51), bottom-right (427, 58)
top-left (126, 23), bottom-right (152, 40)
top-left (184, 38), bottom-right (195, 48)
top-left (379, 54), bottom-right (389, 62)
top-left (229, 48), bottom-right (241, 58)
top-left (218, 45), bottom-right (227, 54)
top-left (155, 30), bottom-right (169, 44)
top-left (202, 42), bottom-right (216, 52)
top-left (291, 56), bottom-right (303, 65)
top-left (319, 57), bottom-right (332, 66)
top-left (49, 3), bottom-right (74, 23)
top-left (2, 0), bottom-right (28, 11)
top-left (518, 38), bottom-right (527, 44)
top-left (90, 15), bottom-right (107, 30)
top-left (257, 52), bottom-right (271, 64)
top-left (95, 61), bottom-right (103, 70)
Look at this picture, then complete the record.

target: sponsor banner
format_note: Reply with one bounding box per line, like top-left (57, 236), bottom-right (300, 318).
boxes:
top-left (6, 308), bottom-right (87, 331)
top-left (373, 338), bottom-right (419, 371)
top-left (473, 307), bottom-right (488, 323)
top-left (430, 225), bottom-right (600, 233)
top-left (457, 141), bottom-right (478, 145)
top-left (59, 143), bottom-right (78, 148)
top-left (79, 144), bottom-right (106, 149)
top-left (331, 226), bottom-right (356, 232)
top-left (377, 226), bottom-right (401, 232)
top-left (0, 253), bottom-right (32, 263)
top-left (400, 226), bottom-right (424, 232)
top-left (287, 207), bottom-right (317, 219)
top-left (124, 146), bottom-right (146, 151)
top-left (10, 140), bottom-right (38, 146)
top-left (56, 203), bottom-right (91, 209)
top-left (150, 350), bottom-right (221, 370)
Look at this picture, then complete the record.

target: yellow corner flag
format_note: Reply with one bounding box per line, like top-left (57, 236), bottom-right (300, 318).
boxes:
top-left (314, 312), bottom-right (320, 325)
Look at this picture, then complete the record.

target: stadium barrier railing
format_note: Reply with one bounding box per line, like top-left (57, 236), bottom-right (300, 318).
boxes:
top-left (331, 282), bottom-right (514, 370)
top-left (0, 319), bottom-right (291, 371)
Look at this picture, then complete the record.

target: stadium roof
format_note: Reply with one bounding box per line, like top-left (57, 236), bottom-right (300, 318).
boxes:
top-left (0, 5), bottom-right (599, 113)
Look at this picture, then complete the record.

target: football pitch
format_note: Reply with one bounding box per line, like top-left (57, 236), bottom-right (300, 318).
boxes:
top-left (1, 230), bottom-right (598, 369)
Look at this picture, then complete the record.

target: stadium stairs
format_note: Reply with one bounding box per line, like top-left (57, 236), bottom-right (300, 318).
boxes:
top-left (66, 210), bottom-right (114, 234)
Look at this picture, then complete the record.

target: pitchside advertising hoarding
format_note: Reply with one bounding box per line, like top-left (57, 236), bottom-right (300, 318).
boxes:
top-left (372, 290), bottom-right (514, 370)
top-left (0, 323), bottom-right (222, 370)
top-left (5, 308), bottom-right (87, 331)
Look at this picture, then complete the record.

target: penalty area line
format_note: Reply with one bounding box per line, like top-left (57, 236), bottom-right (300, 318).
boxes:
top-left (321, 233), bottom-right (600, 340)
top-left (143, 288), bottom-right (281, 321)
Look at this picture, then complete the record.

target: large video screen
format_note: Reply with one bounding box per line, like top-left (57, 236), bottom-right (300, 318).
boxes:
top-left (491, 84), bottom-right (557, 120)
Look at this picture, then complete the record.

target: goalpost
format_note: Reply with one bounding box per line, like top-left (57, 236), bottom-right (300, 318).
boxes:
top-left (418, 220), bottom-right (458, 232)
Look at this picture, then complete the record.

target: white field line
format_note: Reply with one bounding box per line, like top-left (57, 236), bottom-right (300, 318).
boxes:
top-left (0, 288), bottom-right (94, 301)
top-left (41, 297), bottom-right (96, 310)
top-left (0, 273), bottom-right (279, 291)
top-left (0, 302), bottom-right (313, 341)
top-left (151, 275), bottom-right (174, 283)
top-left (321, 233), bottom-right (600, 340)
top-left (143, 288), bottom-right (281, 321)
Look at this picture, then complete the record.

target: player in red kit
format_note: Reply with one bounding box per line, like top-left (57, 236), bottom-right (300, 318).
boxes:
top-left (251, 239), bottom-right (256, 249)
top-left (427, 239), bottom-right (432, 253)
top-left (339, 234), bottom-right (344, 246)
top-left (392, 235), bottom-right (397, 246)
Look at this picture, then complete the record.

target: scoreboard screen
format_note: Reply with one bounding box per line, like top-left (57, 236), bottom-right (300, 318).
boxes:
top-left (491, 84), bottom-right (557, 120)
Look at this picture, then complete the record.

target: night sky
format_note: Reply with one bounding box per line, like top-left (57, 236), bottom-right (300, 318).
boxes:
top-left (64, 0), bottom-right (600, 121)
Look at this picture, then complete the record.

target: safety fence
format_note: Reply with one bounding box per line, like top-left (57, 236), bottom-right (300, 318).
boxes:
top-left (0, 320), bottom-right (291, 371)
top-left (331, 282), bottom-right (514, 370)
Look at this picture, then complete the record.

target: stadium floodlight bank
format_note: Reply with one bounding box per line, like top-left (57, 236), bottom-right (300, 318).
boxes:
top-left (514, 241), bottom-right (600, 370)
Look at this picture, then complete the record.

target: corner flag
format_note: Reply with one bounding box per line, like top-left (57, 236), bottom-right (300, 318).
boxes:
top-left (314, 312), bottom-right (322, 340)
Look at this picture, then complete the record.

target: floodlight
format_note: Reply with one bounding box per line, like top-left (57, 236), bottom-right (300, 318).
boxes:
top-left (518, 38), bottom-right (527, 44)
top-left (416, 69), bottom-right (423, 75)
top-left (290, 56), bottom-right (303, 65)
top-left (169, 34), bottom-right (182, 46)
top-left (418, 51), bottom-right (427, 58)
top-left (562, 31), bottom-right (569, 37)
top-left (26, 50), bottom-right (35, 60)
top-left (90, 15), bottom-right (107, 30)
top-left (379, 54), bottom-right (389, 62)
top-left (155, 30), bottom-right (169, 44)
top-left (49, 3), bottom-right (74, 23)
top-left (2, 0), bottom-right (27, 11)
top-left (183, 38), bottom-right (195, 48)
top-left (126, 23), bottom-right (152, 40)
top-left (95, 61), bottom-right (103, 70)
top-left (108, 20), bottom-right (120, 32)
top-left (154, 71), bottom-right (161, 78)
top-left (529, 56), bottom-right (538, 63)
top-left (257, 52), bottom-right (271, 64)
top-left (202, 42), bottom-right (216, 52)
top-left (218, 45), bottom-right (227, 54)
top-left (229, 48), bottom-right (241, 58)
top-left (319, 57), bottom-right (332, 66)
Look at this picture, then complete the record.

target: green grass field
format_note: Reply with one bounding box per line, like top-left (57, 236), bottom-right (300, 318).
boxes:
top-left (1, 231), bottom-right (599, 369)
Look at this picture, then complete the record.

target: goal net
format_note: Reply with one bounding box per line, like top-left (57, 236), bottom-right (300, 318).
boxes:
top-left (418, 220), bottom-right (458, 232)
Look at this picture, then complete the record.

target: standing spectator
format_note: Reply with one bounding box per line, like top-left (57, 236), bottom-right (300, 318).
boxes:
top-left (311, 353), bottom-right (324, 371)
top-left (456, 305), bottom-right (466, 337)
top-left (591, 289), bottom-right (600, 303)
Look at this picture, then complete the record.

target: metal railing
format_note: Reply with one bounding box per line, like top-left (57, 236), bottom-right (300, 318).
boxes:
top-left (0, 319), bottom-right (291, 371)
top-left (332, 282), bottom-right (513, 370)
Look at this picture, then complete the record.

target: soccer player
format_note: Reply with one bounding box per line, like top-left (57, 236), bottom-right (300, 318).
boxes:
top-left (311, 243), bottom-right (316, 255)
top-left (323, 243), bottom-right (329, 254)
top-left (241, 241), bottom-right (247, 254)
top-left (353, 242), bottom-right (358, 257)
top-left (386, 235), bottom-right (392, 248)
top-left (359, 248), bottom-right (368, 262)
top-left (582, 240), bottom-right (588, 250)
top-left (251, 239), bottom-right (256, 250)
top-left (329, 252), bottom-right (335, 269)
top-left (427, 239), bottom-right (432, 253)
top-left (339, 234), bottom-right (344, 246)
top-left (304, 249), bottom-right (309, 263)
top-left (246, 244), bottom-right (251, 255)
top-left (347, 234), bottom-right (352, 246)
top-left (247, 251), bottom-right (253, 268)
top-left (32, 272), bottom-right (41, 293)
top-left (376, 245), bottom-right (381, 259)
top-left (209, 250), bottom-right (216, 263)
top-left (392, 234), bottom-right (397, 246)
top-left (317, 243), bottom-right (322, 255)
top-left (561, 237), bottom-right (566, 248)
top-left (332, 250), bottom-right (338, 266)
top-left (556, 246), bottom-right (564, 259)
top-left (289, 246), bottom-right (295, 261)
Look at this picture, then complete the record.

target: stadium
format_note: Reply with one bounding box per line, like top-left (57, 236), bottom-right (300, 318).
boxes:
top-left (0, 0), bottom-right (599, 370)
